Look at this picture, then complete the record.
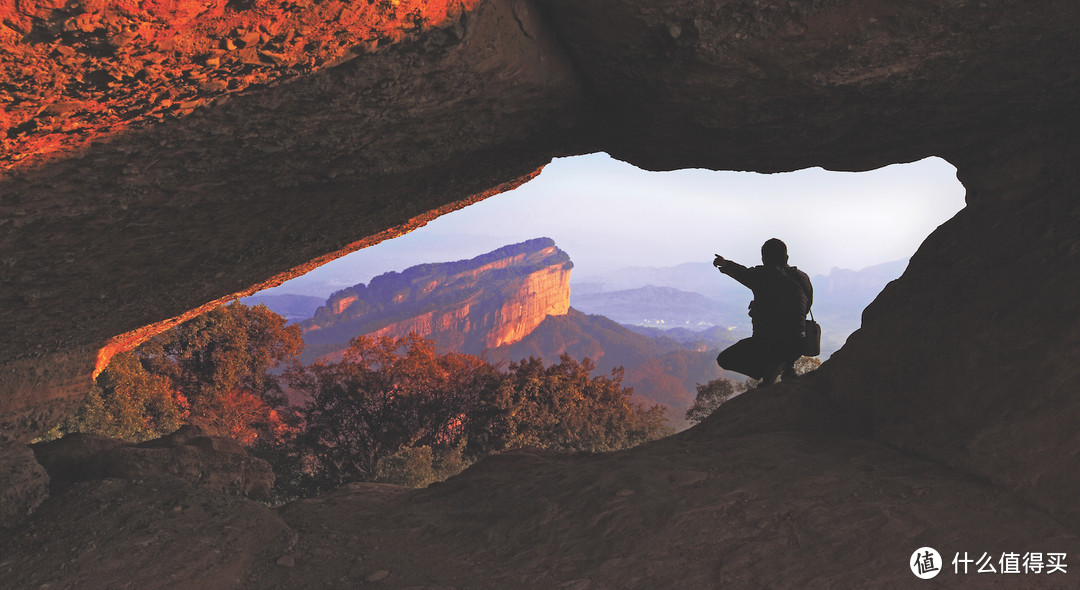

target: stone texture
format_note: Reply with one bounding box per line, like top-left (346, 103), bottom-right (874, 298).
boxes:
top-left (0, 0), bottom-right (1077, 573)
top-left (821, 135), bottom-right (1080, 527)
top-left (0, 0), bottom-right (586, 455)
top-left (0, 0), bottom-right (488, 171)
top-left (32, 426), bottom-right (275, 500)
top-left (538, 0), bottom-right (1080, 174)
top-left (301, 238), bottom-right (573, 357)
top-left (4, 385), bottom-right (1079, 587)
top-left (250, 403), bottom-right (1079, 588)
top-left (0, 478), bottom-right (295, 590)
top-left (0, 442), bottom-right (49, 528)
top-left (28, 432), bottom-right (124, 492)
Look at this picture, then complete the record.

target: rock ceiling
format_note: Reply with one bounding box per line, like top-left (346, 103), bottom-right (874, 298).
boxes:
top-left (2, 0), bottom-right (1079, 549)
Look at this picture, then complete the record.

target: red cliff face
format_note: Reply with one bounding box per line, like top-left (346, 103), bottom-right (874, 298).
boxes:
top-left (2, 0), bottom-right (1080, 584)
top-left (487, 262), bottom-right (571, 348)
top-left (0, 0), bottom-right (482, 171)
top-left (300, 238), bottom-right (572, 359)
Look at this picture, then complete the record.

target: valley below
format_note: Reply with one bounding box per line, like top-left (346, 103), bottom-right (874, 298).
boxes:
top-left (245, 239), bottom-right (903, 425)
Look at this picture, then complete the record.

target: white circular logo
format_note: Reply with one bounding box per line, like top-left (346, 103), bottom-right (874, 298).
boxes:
top-left (910, 547), bottom-right (943, 579)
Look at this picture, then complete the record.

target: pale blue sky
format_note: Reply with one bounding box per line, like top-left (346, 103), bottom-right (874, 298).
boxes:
top-left (259, 153), bottom-right (967, 297)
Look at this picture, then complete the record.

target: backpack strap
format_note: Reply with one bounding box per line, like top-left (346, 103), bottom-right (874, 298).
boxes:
top-left (785, 265), bottom-right (813, 313)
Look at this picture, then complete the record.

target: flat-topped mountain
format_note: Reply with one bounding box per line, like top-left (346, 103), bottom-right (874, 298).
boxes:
top-left (296, 240), bottom-right (726, 423)
top-left (4, 0), bottom-right (1080, 586)
top-left (300, 238), bottom-right (573, 361)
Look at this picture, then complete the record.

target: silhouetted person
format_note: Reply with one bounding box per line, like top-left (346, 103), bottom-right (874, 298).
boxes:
top-left (713, 238), bottom-right (812, 385)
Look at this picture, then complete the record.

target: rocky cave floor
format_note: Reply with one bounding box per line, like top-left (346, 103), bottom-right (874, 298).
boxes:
top-left (2, 379), bottom-right (1077, 589)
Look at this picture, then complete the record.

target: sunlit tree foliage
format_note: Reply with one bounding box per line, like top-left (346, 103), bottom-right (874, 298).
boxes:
top-left (291, 333), bottom-right (501, 488)
top-left (59, 351), bottom-right (182, 443)
top-left (288, 337), bottom-right (672, 495)
top-left (135, 302), bottom-right (303, 442)
top-left (57, 305), bottom-right (673, 500)
top-left (60, 302), bottom-right (303, 444)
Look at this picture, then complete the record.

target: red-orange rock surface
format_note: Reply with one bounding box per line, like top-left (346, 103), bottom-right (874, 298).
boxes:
top-left (0, 0), bottom-right (583, 453)
top-left (0, 0), bottom-right (482, 171)
top-left (2, 0), bottom-right (1080, 586)
top-left (301, 238), bottom-right (572, 358)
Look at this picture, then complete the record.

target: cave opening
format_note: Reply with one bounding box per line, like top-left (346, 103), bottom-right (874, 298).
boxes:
top-left (49, 150), bottom-right (968, 502)
top-left (4, 0), bottom-right (1078, 583)
top-left (250, 151), bottom-right (967, 358)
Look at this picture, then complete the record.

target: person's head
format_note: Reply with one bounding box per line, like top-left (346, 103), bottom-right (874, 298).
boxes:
top-left (761, 238), bottom-right (788, 267)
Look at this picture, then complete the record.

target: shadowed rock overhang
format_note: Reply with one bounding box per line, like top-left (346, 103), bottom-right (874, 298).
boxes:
top-left (2, 0), bottom-right (1080, 539)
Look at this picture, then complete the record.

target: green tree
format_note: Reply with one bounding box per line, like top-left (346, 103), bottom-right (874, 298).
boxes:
top-left (373, 443), bottom-right (470, 488)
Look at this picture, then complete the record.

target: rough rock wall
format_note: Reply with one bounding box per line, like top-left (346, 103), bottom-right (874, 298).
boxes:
top-left (537, 0), bottom-right (1080, 173)
top-left (301, 238), bottom-right (573, 357)
top-left (0, 0), bottom-right (586, 447)
top-left (32, 426), bottom-right (275, 500)
top-left (536, 0), bottom-right (1080, 527)
top-left (823, 131), bottom-right (1080, 525)
top-left (0, 0), bottom-right (488, 170)
top-left (487, 263), bottom-right (572, 348)
top-left (1, 0), bottom-right (1080, 534)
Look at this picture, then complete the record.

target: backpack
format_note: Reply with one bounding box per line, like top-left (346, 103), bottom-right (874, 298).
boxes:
top-left (803, 309), bottom-right (821, 356)
top-left (782, 266), bottom-right (820, 355)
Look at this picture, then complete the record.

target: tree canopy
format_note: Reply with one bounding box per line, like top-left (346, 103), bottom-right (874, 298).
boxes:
top-left (62, 350), bottom-right (181, 443)
top-left (59, 304), bottom-right (673, 499)
top-left (137, 302), bottom-right (303, 442)
top-left (58, 302), bottom-right (303, 444)
top-left (685, 356), bottom-right (822, 425)
top-left (288, 335), bottom-right (671, 494)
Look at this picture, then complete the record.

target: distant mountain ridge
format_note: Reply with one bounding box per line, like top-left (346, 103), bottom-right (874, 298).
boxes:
top-left (572, 259), bottom-right (909, 356)
top-left (249, 245), bottom-right (902, 420)
top-left (572, 261), bottom-right (742, 301)
top-left (299, 238), bottom-right (573, 361)
top-left (240, 293), bottom-right (325, 323)
top-left (486, 308), bottom-right (727, 427)
top-left (572, 284), bottom-right (750, 331)
top-left (278, 240), bottom-right (732, 424)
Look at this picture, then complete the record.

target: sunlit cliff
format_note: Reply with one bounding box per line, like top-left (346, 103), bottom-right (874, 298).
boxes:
top-left (0, 0), bottom-right (480, 170)
top-left (301, 238), bottom-right (573, 358)
top-left (2, 0), bottom-right (1080, 587)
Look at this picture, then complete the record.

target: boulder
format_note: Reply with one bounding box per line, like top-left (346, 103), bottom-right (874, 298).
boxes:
top-left (32, 426), bottom-right (274, 500)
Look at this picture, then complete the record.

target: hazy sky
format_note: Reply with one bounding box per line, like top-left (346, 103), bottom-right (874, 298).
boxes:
top-left (259, 153), bottom-right (967, 297)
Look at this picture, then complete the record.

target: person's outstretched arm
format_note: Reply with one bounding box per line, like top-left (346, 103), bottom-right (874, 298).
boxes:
top-left (713, 255), bottom-right (754, 289)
